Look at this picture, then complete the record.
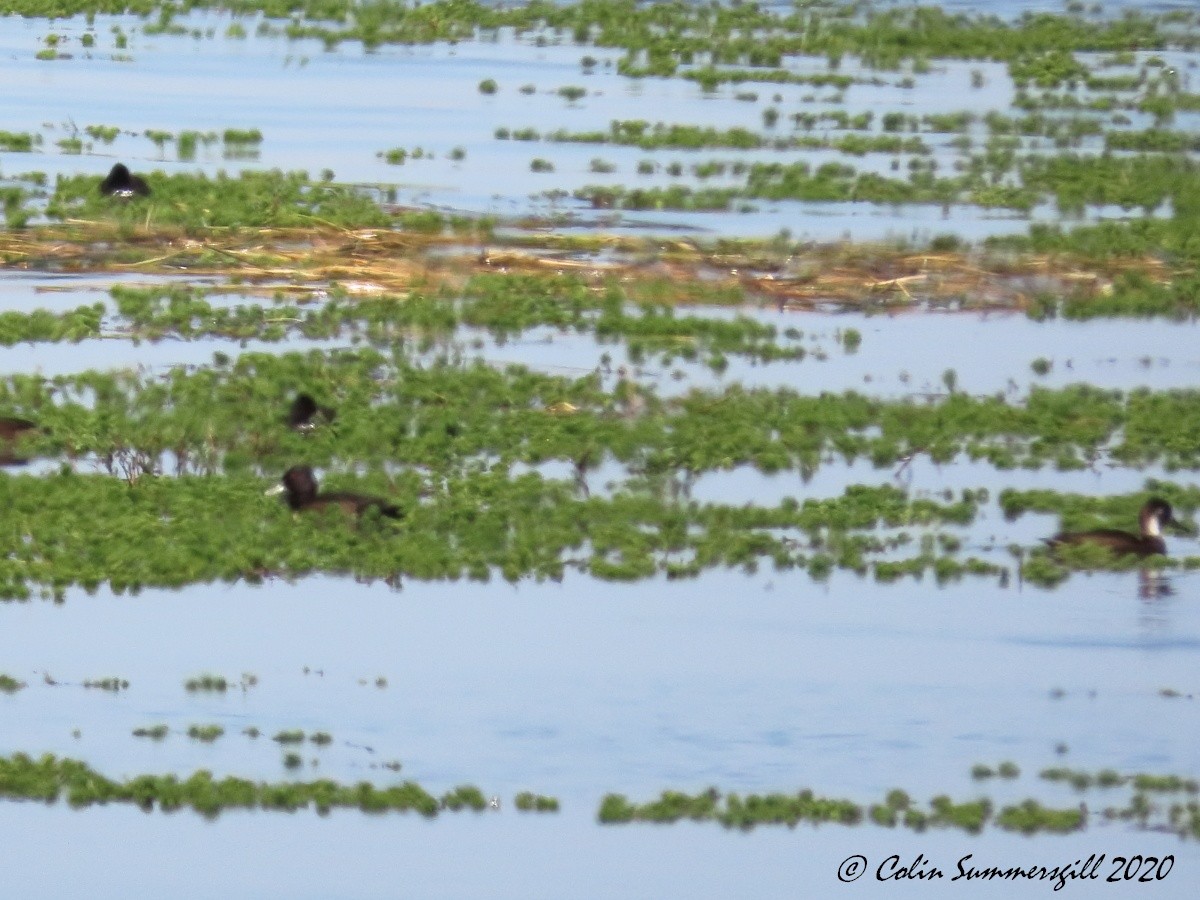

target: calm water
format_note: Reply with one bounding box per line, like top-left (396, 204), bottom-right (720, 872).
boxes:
top-left (2, 3), bottom-right (1199, 898)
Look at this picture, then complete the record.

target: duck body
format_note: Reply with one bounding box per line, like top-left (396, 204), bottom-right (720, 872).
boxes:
top-left (0, 417), bottom-right (40, 465)
top-left (0, 417), bottom-right (37, 440)
top-left (1046, 498), bottom-right (1177, 558)
top-left (267, 465), bottom-right (401, 519)
top-left (100, 163), bottom-right (151, 198)
top-left (287, 394), bottom-right (337, 431)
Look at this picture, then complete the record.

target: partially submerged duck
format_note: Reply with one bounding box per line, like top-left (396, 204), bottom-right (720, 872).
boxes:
top-left (1046, 498), bottom-right (1181, 558)
top-left (266, 465), bottom-right (401, 519)
top-left (287, 393), bottom-right (336, 431)
top-left (99, 163), bottom-right (151, 198)
top-left (0, 417), bottom-right (40, 466)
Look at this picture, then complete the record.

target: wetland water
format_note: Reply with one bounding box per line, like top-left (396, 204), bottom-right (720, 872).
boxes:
top-left (2, 1), bottom-right (1200, 897)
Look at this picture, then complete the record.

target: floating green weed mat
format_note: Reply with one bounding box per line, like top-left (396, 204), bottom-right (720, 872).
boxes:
top-left (9, 350), bottom-right (1200, 478)
top-left (0, 752), bottom-right (496, 819)
top-left (515, 791), bottom-right (560, 812)
top-left (596, 788), bottom-right (1071, 835)
top-left (127, 0), bottom-right (1188, 63)
top-left (0, 466), bottom-right (993, 597)
top-left (598, 781), bottom-right (1200, 838)
top-left (83, 276), bottom-right (802, 361)
top-left (48, 170), bottom-right (392, 231)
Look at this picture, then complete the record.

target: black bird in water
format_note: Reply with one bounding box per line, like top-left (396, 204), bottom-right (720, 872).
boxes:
top-left (1045, 498), bottom-right (1183, 558)
top-left (0, 417), bottom-right (40, 466)
top-left (99, 163), bottom-right (151, 198)
top-left (266, 465), bottom-right (402, 519)
top-left (287, 393), bottom-right (337, 431)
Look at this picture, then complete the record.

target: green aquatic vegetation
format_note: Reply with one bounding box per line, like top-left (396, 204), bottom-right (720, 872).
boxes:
top-left (283, 752), bottom-right (303, 769)
top-left (5, 346), bottom-right (1200, 592)
top-left (0, 303), bottom-right (103, 344)
top-left (684, 68), bottom-right (856, 92)
top-left (515, 791), bottom-right (559, 812)
top-left (1009, 50), bottom-right (1089, 88)
top-left (82, 677), bottom-right (128, 692)
top-left (0, 751), bottom-right (474, 818)
top-left (0, 674), bottom-right (26, 693)
top-left (273, 730), bottom-right (305, 744)
top-left (1132, 774), bottom-right (1200, 794)
top-left (600, 783), bottom-right (1135, 835)
top-left (132, 724), bottom-right (169, 740)
top-left (186, 724), bottom-right (224, 742)
top-left (996, 800), bottom-right (1084, 834)
top-left (0, 459), bottom-right (984, 595)
top-left (0, 131), bottom-right (37, 152)
top-left (222, 129), bottom-right (262, 146)
top-left (47, 170), bottom-right (392, 232)
top-left (1032, 272), bottom-right (1200, 321)
top-left (310, 732), bottom-right (332, 746)
top-left (574, 184), bottom-right (737, 212)
top-left (533, 120), bottom-right (928, 155)
top-left (84, 124), bottom-right (120, 143)
top-left (184, 674), bottom-right (228, 693)
top-left (1105, 129), bottom-right (1200, 153)
top-left (440, 785), bottom-right (487, 811)
top-left (478, 78), bottom-right (497, 95)
top-left (2, 0), bottom-right (1185, 69)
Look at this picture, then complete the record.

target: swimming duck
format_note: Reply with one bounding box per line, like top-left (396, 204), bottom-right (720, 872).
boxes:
top-left (266, 465), bottom-right (401, 519)
top-left (99, 163), bottom-right (151, 198)
top-left (286, 393), bottom-right (336, 431)
top-left (1046, 498), bottom-right (1180, 558)
top-left (0, 417), bottom-right (40, 465)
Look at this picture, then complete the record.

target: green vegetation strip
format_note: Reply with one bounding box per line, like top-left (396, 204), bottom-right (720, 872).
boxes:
top-left (40, 276), bottom-right (795, 365)
top-left (598, 779), bottom-right (1200, 839)
top-left (0, 467), bottom-right (993, 599)
top-left (0, 752), bottom-right (491, 819)
top-left (597, 788), bottom-right (1083, 835)
top-left (11, 1), bottom-right (1187, 67)
top-left (9, 348), bottom-right (1200, 476)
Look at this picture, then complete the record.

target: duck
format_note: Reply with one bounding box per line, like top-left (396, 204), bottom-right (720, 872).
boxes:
top-left (286, 393), bottom-right (336, 431)
top-left (1045, 498), bottom-right (1181, 558)
top-left (99, 163), bottom-right (151, 198)
top-left (266, 465), bottom-right (401, 519)
top-left (0, 417), bottom-right (40, 465)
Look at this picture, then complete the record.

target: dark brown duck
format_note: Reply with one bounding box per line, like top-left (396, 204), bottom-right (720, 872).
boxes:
top-left (286, 393), bottom-right (336, 431)
top-left (1046, 498), bottom-right (1180, 558)
top-left (100, 163), bottom-right (151, 198)
top-left (266, 465), bottom-right (401, 519)
top-left (0, 417), bottom-right (40, 466)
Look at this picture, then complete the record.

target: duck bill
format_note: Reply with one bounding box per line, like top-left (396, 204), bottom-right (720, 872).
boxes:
top-left (264, 483), bottom-right (287, 497)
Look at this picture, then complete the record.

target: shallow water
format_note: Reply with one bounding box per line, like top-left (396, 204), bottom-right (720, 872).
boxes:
top-left (1, 569), bottom-right (1199, 896)
top-left (5, 270), bottom-right (1198, 400)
